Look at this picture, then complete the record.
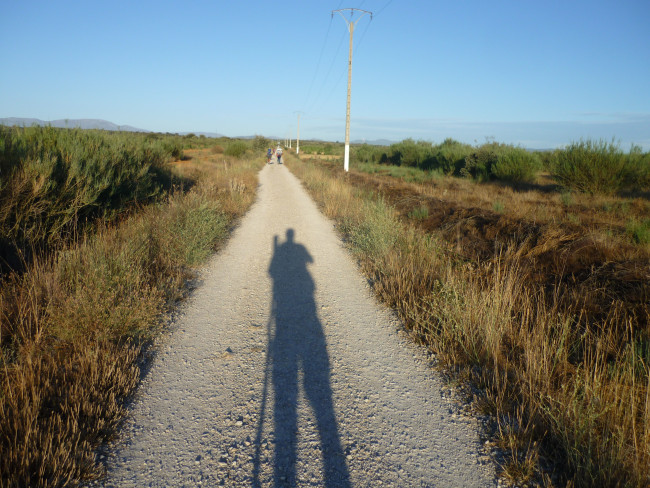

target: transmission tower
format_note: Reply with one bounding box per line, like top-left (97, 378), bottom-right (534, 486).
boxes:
top-left (332, 8), bottom-right (372, 172)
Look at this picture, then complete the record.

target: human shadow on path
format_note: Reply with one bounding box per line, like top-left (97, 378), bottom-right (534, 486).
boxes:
top-left (257, 229), bottom-right (350, 488)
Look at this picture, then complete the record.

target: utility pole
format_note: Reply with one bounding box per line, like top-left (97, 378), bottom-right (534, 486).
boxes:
top-left (294, 111), bottom-right (303, 155)
top-left (333, 8), bottom-right (372, 172)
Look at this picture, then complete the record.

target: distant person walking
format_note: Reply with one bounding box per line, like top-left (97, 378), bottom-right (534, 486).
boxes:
top-left (276, 146), bottom-right (283, 164)
top-left (267, 147), bottom-right (273, 164)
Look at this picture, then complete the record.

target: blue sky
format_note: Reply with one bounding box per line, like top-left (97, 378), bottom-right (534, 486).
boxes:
top-left (2, 0), bottom-right (649, 149)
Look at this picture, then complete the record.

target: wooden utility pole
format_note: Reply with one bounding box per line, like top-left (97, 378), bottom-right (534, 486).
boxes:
top-left (333, 8), bottom-right (372, 172)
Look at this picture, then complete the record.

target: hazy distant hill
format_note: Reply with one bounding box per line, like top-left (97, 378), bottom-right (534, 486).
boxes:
top-left (352, 138), bottom-right (395, 146)
top-left (0, 117), bottom-right (148, 132)
top-left (1, 118), bottom-right (395, 144)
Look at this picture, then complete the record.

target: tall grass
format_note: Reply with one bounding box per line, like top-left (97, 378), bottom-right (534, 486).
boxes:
top-left (287, 153), bottom-right (650, 487)
top-left (0, 141), bottom-right (263, 486)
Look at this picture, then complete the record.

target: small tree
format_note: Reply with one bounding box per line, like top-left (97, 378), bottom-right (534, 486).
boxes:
top-left (251, 135), bottom-right (270, 152)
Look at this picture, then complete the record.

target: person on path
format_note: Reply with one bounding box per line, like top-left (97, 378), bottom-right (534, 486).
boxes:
top-left (276, 146), bottom-right (283, 164)
top-left (267, 147), bottom-right (273, 164)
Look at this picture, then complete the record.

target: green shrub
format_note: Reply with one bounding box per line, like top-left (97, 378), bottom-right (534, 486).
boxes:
top-left (462, 143), bottom-right (502, 181)
top-left (164, 139), bottom-right (184, 160)
top-left (384, 139), bottom-right (433, 167)
top-left (251, 135), bottom-right (270, 152)
top-left (0, 126), bottom-right (176, 271)
top-left (428, 138), bottom-right (473, 175)
top-left (538, 149), bottom-right (559, 171)
top-left (491, 147), bottom-right (541, 183)
top-left (354, 144), bottom-right (385, 164)
top-left (461, 143), bottom-right (541, 183)
top-left (224, 140), bottom-right (248, 158)
top-left (551, 139), bottom-right (629, 195)
top-left (627, 145), bottom-right (650, 190)
top-left (357, 138), bottom-right (472, 175)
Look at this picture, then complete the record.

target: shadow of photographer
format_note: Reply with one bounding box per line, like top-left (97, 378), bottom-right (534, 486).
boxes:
top-left (256, 228), bottom-right (350, 488)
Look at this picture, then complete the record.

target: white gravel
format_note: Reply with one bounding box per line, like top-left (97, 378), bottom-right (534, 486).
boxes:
top-left (94, 160), bottom-right (496, 487)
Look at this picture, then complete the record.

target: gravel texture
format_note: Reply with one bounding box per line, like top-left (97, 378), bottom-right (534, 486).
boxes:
top-left (94, 160), bottom-right (496, 487)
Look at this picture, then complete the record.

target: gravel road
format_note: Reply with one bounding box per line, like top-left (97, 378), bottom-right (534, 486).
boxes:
top-left (95, 159), bottom-right (496, 487)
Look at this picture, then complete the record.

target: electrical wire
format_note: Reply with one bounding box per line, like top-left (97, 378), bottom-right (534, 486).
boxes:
top-left (305, 28), bottom-right (347, 115)
top-left (375, 0), bottom-right (394, 17)
top-left (301, 15), bottom-right (334, 112)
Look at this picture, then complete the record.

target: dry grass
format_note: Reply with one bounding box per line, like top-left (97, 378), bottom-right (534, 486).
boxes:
top-left (287, 152), bottom-right (650, 487)
top-left (0, 147), bottom-right (263, 487)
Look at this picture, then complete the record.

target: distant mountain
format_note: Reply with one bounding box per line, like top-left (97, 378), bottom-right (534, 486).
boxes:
top-left (352, 138), bottom-right (395, 146)
top-left (0, 117), bottom-right (148, 132)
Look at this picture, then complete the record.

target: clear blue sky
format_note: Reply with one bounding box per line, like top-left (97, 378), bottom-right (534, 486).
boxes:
top-left (2, 0), bottom-right (649, 149)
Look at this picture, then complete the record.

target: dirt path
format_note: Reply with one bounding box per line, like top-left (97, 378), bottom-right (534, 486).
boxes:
top-left (95, 160), bottom-right (496, 487)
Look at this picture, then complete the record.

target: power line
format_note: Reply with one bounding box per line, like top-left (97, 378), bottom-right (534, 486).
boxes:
top-left (306, 28), bottom-right (348, 114)
top-left (301, 16), bottom-right (334, 112)
top-left (375, 0), bottom-right (394, 17)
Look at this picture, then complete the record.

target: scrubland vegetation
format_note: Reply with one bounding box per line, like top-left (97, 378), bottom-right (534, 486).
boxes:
top-left (351, 137), bottom-right (650, 190)
top-left (287, 140), bottom-right (649, 487)
top-left (0, 126), bottom-right (263, 486)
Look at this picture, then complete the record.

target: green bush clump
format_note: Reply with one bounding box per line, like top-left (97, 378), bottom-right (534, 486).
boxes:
top-left (353, 144), bottom-right (384, 164)
top-left (461, 143), bottom-right (540, 183)
top-left (461, 143), bottom-right (502, 181)
top-left (354, 138), bottom-right (473, 176)
top-left (224, 140), bottom-right (249, 158)
top-left (491, 147), bottom-right (541, 182)
top-left (627, 145), bottom-right (650, 190)
top-left (551, 139), bottom-right (630, 195)
top-left (385, 138), bottom-right (427, 167)
top-left (251, 135), bottom-right (270, 152)
top-left (354, 136), bottom-right (648, 191)
top-left (164, 139), bottom-right (184, 160)
top-left (427, 138), bottom-right (473, 175)
top-left (0, 126), bottom-right (177, 271)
